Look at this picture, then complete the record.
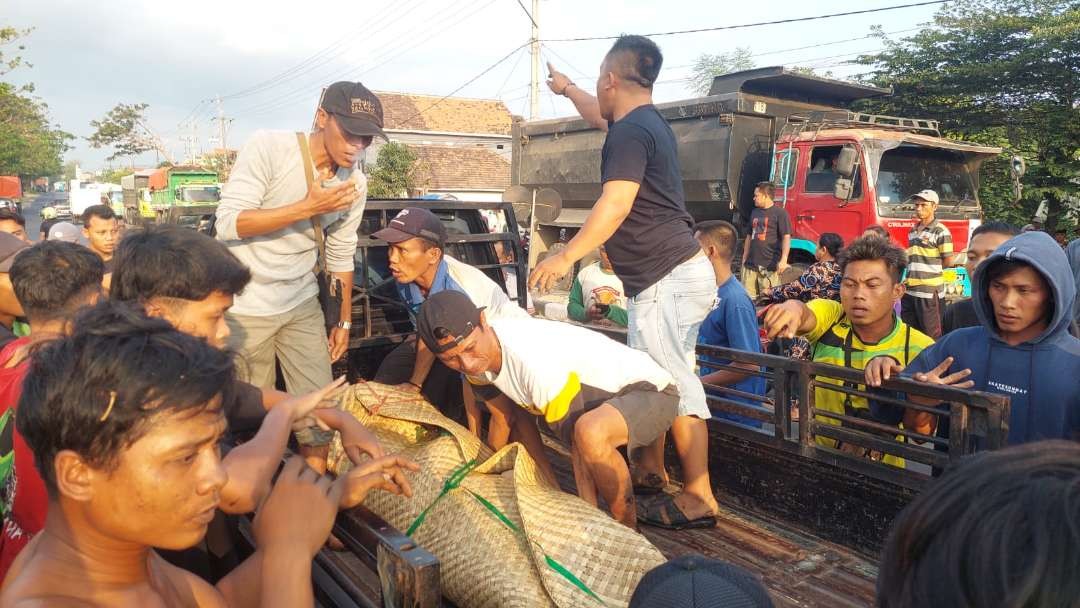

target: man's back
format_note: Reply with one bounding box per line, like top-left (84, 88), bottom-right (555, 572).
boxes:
top-left (600, 105), bottom-right (699, 297)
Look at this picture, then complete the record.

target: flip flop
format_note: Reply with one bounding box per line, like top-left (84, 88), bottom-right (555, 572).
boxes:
top-left (632, 472), bottom-right (667, 496)
top-left (636, 494), bottom-right (717, 530)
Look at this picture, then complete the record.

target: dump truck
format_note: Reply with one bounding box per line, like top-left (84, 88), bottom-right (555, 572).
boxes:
top-left (0, 176), bottom-right (22, 213)
top-left (120, 169), bottom-right (155, 225)
top-left (513, 66), bottom-right (1001, 295)
top-left (146, 166), bottom-right (220, 228)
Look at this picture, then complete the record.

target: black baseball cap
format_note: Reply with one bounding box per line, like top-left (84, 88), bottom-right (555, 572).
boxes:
top-left (416, 290), bottom-right (484, 354)
top-left (629, 555), bottom-right (775, 608)
top-left (0, 232), bottom-right (30, 272)
top-left (320, 81), bottom-right (388, 141)
top-left (373, 207), bottom-right (448, 246)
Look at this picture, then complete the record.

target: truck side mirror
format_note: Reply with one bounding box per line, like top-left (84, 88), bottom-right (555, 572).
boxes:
top-left (835, 146), bottom-right (858, 178)
top-left (834, 177), bottom-right (854, 201)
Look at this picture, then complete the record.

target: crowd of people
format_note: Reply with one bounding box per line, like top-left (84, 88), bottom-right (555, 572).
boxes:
top-left (0, 32), bottom-right (1076, 608)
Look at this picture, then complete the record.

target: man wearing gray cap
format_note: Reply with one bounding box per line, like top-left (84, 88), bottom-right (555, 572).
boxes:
top-left (903, 189), bottom-right (955, 338)
top-left (216, 81), bottom-right (386, 453)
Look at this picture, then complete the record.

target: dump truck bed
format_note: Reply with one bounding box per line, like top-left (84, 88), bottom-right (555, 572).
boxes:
top-left (543, 436), bottom-right (878, 608)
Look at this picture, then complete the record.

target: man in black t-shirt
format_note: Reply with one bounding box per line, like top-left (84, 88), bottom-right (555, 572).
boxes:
top-left (533, 36), bottom-right (719, 530)
top-left (740, 182), bottom-right (792, 298)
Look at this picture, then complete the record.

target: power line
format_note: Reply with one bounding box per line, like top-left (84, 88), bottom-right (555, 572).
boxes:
top-left (232, 0), bottom-right (494, 120)
top-left (541, 1), bottom-right (948, 42)
top-left (495, 46), bottom-right (528, 97)
top-left (513, 0), bottom-right (538, 29)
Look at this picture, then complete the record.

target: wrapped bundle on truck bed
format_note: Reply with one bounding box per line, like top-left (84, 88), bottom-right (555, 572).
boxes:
top-left (327, 382), bottom-right (665, 608)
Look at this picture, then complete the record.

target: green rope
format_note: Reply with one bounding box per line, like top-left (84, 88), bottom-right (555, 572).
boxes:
top-left (464, 488), bottom-right (606, 605)
top-left (405, 457), bottom-right (606, 605)
top-left (405, 459), bottom-right (479, 536)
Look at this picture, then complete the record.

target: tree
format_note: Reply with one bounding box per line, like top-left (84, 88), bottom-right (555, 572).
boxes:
top-left (98, 166), bottom-right (133, 184)
top-left (688, 48), bottom-right (755, 95)
top-left (87, 103), bottom-right (176, 165)
top-left (0, 27), bottom-right (72, 180)
top-left (200, 149), bottom-right (237, 181)
top-left (367, 143), bottom-right (423, 198)
top-left (853, 1), bottom-right (1080, 234)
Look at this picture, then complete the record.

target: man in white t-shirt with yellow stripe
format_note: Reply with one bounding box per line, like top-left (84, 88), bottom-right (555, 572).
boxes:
top-left (417, 290), bottom-right (678, 529)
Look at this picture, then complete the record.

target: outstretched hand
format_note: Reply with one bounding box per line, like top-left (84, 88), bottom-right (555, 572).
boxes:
top-left (865, 356), bottom-right (905, 387)
top-left (528, 252), bottom-right (572, 294)
top-left (546, 61), bottom-right (572, 95)
top-left (912, 356), bottom-right (974, 390)
top-left (336, 455), bottom-right (420, 509)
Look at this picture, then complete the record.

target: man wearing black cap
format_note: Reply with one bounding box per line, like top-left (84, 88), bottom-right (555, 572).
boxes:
top-left (372, 207), bottom-right (528, 439)
top-left (417, 290), bottom-right (679, 529)
top-left (216, 81), bottom-right (385, 449)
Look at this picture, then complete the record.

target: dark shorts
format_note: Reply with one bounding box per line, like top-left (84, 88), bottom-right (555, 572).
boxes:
top-left (901, 293), bottom-right (943, 339)
top-left (472, 381), bottom-right (679, 452)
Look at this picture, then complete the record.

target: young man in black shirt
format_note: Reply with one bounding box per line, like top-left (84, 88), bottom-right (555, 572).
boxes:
top-left (535, 36), bottom-right (719, 529)
top-left (740, 181), bottom-right (792, 298)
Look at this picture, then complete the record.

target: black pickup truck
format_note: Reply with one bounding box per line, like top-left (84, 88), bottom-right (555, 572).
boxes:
top-left (257, 198), bottom-right (1009, 608)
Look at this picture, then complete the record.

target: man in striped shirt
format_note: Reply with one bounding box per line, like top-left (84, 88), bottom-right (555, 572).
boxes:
top-left (902, 190), bottom-right (955, 338)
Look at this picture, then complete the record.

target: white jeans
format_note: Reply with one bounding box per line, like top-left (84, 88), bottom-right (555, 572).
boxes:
top-left (628, 254), bottom-right (717, 419)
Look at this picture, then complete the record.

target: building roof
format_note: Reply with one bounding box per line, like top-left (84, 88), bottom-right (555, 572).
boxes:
top-left (377, 92), bottom-right (512, 135)
top-left (412, 146), bottom-right (510, 191)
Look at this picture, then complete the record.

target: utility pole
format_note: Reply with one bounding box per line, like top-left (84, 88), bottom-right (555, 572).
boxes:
top-left (528, 0), bottom-right (540, 120)
top-left (214, 95), bottom-right (232, 153)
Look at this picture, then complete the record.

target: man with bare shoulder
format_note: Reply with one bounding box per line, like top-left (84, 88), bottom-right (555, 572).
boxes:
top-left (0, 301), bottom-right (415, 607)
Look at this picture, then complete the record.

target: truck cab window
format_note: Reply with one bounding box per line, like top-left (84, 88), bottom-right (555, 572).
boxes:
top-left (805, 145), bottom-right (862, 197)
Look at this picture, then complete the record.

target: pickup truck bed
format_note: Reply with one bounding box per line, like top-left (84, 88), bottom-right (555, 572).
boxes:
top-left (541, 436), bottom-right (878, 608)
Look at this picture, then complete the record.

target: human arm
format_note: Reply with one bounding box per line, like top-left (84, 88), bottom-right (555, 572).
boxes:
top-left (486, 394), bottom-right (558, 486)
top-left (547, 62), bottom-right (606, 131)
top-left (215, 132), bottom-right (360, 240)
top-left (940, 227), bottom-right (956, 267)
top-left (567, 275), bottom-right (588, 322)
top-left (529, 181), bottom-right (638, 292)
top-left (761, 300), bottom-right (819, 340)
top-left (311, 407), bottom-right (384, 463)
top-left (777, 235), bottom-right (792, 275)
top-left (700, 300), bottom-right (762, 387)
top-left (741, 235), bottom-right (751, 267)
top-left (606, 303), bottom-right (628, 327)
top-left (327, 270), bottom-right (353, 361)
top-left (484, 394), bottom-right (514, 451)
top-left (217, 377), bottom-right (346, 513)
top-left (701, 361), bottom-right (758, 387)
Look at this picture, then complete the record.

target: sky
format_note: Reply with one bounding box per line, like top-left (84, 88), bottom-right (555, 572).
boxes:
top-left (4, 0), bottom-right (944, 171)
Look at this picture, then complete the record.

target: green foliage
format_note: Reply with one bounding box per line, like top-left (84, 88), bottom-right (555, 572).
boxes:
top-left (98, 167), bottom-right (134, 184)
top-left (367, 143), bottom-right (422, 198)
top-left (0, 27), bottom-right (72, 180)
top-left (853, 1), bottom-right (1080, 235)
top-left (688, 48), bottom-right (755, 95)
top-left (200, 149), bottom-right (236, 181)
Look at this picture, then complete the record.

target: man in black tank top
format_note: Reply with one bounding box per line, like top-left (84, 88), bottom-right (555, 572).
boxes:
top-left (532, 36), bottom-right (719, 529)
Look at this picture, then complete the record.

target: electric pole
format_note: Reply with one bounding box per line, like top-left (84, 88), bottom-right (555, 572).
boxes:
top-left (528, 0), bottom-right (540, 120)
top-left (215, 95), bottom-right (232, 153)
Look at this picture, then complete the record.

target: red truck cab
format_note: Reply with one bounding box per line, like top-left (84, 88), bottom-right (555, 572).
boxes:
top-left (768, 114), bottom-right (1000, 295)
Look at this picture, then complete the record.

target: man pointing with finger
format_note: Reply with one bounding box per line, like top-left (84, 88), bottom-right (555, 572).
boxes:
top-left (216, 82), bottom-right (384, 440)
top-left (536, 38), bottom-right (718, 529)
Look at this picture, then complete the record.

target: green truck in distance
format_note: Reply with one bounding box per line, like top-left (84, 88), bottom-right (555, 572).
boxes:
top-left (122, 166), bottom-right (220, 229)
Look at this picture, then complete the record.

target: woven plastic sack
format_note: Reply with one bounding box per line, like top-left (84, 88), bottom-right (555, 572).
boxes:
top-left (327, 381), bottom-right (666, 608)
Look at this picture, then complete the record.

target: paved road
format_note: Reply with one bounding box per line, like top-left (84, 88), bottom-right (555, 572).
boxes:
top-left (21, 195), bottom-right (45, 240)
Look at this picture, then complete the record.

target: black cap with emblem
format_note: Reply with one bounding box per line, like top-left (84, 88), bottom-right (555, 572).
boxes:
top-left (416, 290), bottom-right (484, 354)
top-left (320, 81), bottom-right (388, 141)
top-left (373, 207), bottom-right (448, 247)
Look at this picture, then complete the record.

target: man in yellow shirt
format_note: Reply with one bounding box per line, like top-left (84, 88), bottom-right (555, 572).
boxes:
top-left (764, 236), bottom-right (935, 461)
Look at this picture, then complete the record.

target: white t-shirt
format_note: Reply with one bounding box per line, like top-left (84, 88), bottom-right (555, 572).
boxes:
top-left (575, 262), bottom-right (627, 310)
top-left (470, 317), bottom-right (675, 423)
top-left (443, 255), bottom-right (530, 321)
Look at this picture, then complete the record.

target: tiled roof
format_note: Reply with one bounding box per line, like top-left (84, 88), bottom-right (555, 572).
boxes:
top-left (411, 145), bottom-right (510, 191)
top-left (377, 92), bottom-right (512, 135)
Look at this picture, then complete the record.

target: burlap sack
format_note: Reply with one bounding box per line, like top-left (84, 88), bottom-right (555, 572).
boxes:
top-left (327, 382), bottom-right (666, 608)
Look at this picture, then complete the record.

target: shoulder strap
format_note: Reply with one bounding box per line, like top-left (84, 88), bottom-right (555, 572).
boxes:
top-left (296, 132), bottom-right (326, 274)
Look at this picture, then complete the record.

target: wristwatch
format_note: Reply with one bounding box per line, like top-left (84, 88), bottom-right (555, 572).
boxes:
top-left (336, 320), bottom-right (352, 330)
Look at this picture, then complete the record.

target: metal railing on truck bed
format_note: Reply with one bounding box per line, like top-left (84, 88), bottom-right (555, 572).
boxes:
top-left (693, 343), bottom-right (1009, 553)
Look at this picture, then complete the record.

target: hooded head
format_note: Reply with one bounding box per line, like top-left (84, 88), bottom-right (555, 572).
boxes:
top-left (973, 231), bottom-right (1077, 346)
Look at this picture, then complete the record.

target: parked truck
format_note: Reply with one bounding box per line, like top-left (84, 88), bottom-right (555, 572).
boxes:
top-left (146, 166), bottom-right (220, 228)
top-left (513, 66), bottom-right (1001, 294)
top-left (0, 176), bottom-right (23, 213)
top-left (120, 169), bottom-right (155, 225)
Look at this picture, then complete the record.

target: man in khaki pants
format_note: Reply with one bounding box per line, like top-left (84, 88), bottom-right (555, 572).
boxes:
top-left (216, 81), bottom-right (386, 450)
top-left (741, 181), bottom-right (792, 298)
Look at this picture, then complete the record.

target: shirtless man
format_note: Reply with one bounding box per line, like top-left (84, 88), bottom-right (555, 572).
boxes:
top-left (1, 301), bottom-right (416, 607)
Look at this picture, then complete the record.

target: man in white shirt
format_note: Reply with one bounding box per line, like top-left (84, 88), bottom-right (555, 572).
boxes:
top-left (216, 82), bottom-right (383, 446)
top-left (417, 290), bottom-right (679, 529)
top-left (373, 207), bottom-right (528, 444)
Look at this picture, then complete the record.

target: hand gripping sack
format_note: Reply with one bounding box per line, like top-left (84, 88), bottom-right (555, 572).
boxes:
top-left (327, 382), bottom-right (666, 608)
